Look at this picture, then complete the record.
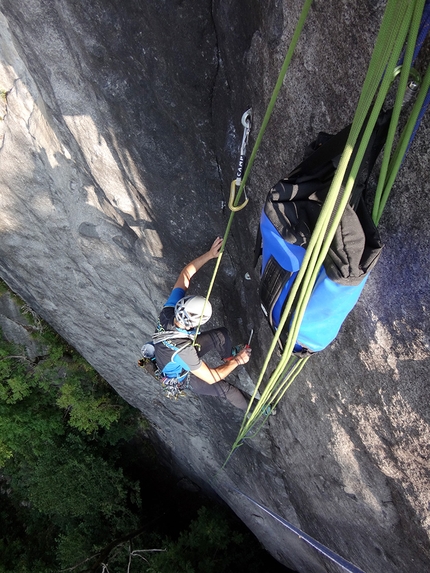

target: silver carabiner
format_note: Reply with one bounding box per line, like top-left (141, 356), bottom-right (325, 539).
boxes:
top-left (228, 109), bottom-right (252, 213)
top-left (236, 108), bottom-right (252, 185)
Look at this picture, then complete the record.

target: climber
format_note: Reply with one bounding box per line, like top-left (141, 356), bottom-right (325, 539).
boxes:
top-left (153, 236), bottom-right (251, 410)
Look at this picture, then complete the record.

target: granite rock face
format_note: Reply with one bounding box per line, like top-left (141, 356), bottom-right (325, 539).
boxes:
top-left (0, 1), bottom-right (429, 572)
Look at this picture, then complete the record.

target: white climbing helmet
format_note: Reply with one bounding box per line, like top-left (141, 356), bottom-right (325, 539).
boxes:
top-left (174, 295), bottom-right (212, 329)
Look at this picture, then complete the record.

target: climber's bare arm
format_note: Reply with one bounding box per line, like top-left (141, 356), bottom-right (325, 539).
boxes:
top-left (173, 237), bottom-right (223, 291)
top-left (191, 348), bottom-right (251, 385)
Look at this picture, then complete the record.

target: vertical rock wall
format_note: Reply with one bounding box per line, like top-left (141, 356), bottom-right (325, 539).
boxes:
top-left (0, 1), bottom-right (429, 572)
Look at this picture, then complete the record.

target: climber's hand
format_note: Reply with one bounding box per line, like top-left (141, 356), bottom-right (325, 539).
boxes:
top-left (235, 347), bottom-right (251, 365)
top-left (209, 236), bottom-right (223, 259)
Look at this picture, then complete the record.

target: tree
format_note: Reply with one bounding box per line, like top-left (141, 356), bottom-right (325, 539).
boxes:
top-left (0, 292), bottom-right (144, 572)
top-left (0, 286), bottom-right (288, 573)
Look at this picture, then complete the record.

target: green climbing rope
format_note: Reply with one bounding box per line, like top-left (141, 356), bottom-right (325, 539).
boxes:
top-left (372, 0), bottom-right (426, 224)
top-left (374, 60), bottom-right (430, 225)
top-left (197, 0), bottom-right (314, 328)
top-left (227, 0), bottom-right (426, 460)
top-left (191, 0), bottom-right (428, 462)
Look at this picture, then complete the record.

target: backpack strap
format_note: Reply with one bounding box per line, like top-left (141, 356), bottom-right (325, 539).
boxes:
top-left (253, 222), bottom-right (262, 268)
top-left (287, 124), bottom-right (351, 181)
top-left (153, 334), bottom-right (193, 380)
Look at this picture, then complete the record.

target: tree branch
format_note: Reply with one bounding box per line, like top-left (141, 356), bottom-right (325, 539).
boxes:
top-left (60, 513), bottom-right (166, 573)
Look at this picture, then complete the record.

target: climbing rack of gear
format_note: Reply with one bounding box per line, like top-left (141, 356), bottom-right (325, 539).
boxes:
top-left (138, 341), bottom-right (190, 400)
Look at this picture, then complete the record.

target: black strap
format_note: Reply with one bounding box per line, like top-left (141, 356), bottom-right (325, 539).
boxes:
top-left (287, 123), bottom-right (351, 181)
top-left (253, 223), bottom-right (263, 267)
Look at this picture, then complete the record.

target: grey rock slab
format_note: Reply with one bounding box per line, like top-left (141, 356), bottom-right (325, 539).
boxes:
top-left (0, 1), bottom-right (429, 572)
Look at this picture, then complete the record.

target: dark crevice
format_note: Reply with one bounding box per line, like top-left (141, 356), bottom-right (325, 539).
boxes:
top-left (209, 0), bottom-right (226, 206)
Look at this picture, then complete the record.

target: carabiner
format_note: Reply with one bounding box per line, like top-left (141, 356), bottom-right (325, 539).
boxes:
top-left (236, 108), bottom-right (252, 185)
top-left (228, 179), bottom-right (249, 212)
top-left (227, 109), bottom-right (252, 212)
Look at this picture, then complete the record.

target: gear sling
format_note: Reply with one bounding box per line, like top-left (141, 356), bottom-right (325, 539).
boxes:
top-left (140, 336), bottom-right (192, 399)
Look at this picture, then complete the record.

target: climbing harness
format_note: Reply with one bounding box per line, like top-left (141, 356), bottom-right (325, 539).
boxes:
top-left (159, 371), bottom-right (190, 400)
top-left (155, 335), bottom-right (193, 399)
top-left (138, 327), bottom-right (194, 400)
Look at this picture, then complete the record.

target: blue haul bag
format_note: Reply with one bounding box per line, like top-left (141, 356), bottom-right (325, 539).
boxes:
top-left (256, 118), bottom-right (388, 355)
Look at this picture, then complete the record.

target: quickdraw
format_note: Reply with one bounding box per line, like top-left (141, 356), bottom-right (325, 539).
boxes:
top-left (228, 108), bottom-right (252, 212)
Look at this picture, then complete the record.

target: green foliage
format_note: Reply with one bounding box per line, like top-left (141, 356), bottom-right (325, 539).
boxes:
top-left (23, 437), bottom-right (139, 519)
top-left (144, 506), bottom-right (274, 573)
top-left (0, 287), bottom-right (145, 572)
top-left (0, 440), bottom-right (12, 464)
top-left (55, 528), bottom-right (99, 572)
top-left (56, 378), bottom-right (122, 433)
top-left (145, 506), bottom-right (238, 573)
top-left (0, 286), bottom-right (284, 573)
top-left (0, 484), bottom-right (58, 573)
top-left (0, 340), bottom-right (32, 404)
top-left (0, 383), bottom-right (64, 465)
